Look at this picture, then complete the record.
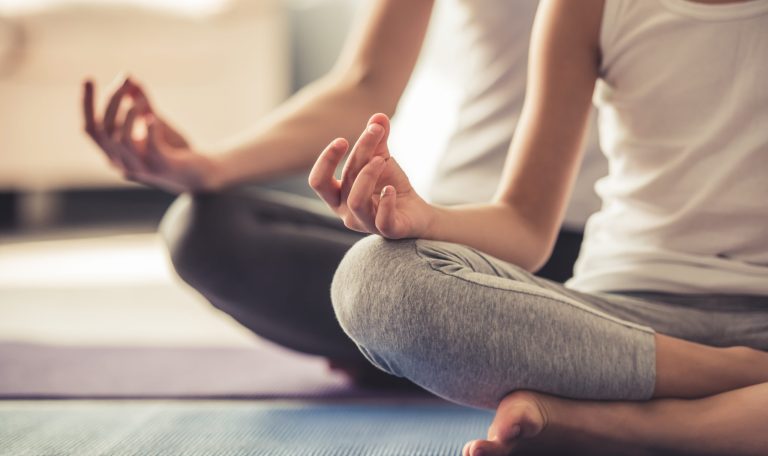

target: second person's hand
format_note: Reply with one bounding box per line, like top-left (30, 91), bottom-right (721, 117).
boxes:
top-left (82, 76), bottom-right (221, 194)
top-left (308, 113), bottom-right (436, 239)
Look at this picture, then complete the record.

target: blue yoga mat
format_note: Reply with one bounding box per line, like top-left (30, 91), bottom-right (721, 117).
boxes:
top-left (0, 401), bottom-right (492, 455)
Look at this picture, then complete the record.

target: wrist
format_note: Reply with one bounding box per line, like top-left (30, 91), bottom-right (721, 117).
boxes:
top-left (197, 151), bottom-right (230, 192)
top-left (421, 203), bottom-right (445, 240)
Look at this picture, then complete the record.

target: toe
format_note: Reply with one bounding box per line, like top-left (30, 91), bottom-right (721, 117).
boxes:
top-left (469, 438), bottom-right (510, 456)
top-left (489, 392), bottom-right (547, 442)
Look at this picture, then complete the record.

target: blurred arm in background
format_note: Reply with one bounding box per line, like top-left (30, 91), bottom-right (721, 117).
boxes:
top-left (82, 0), bottom-right (434, 194)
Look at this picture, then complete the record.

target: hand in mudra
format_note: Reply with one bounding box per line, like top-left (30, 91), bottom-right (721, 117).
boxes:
top-left (309, 113), bottom-right (435, 239)
top-left (82, 76), bottom-right (218, 193)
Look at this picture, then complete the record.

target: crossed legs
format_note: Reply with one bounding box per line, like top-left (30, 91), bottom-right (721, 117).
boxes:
top-left (159, 187), bottom-right (586, 383)
top-left (331, 236), bottom-right (768, 455)
top-left (160, 190), bottom-right (768, 454)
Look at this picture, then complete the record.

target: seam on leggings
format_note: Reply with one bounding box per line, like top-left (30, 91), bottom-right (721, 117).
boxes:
top-left (413, 240), bottom-right (655, 334)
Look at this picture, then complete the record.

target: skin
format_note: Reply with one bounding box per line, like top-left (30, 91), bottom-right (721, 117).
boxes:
top-left (83, 0), bottom-right (767, 453)
top-left (307, 0), bottom-right (768, 454)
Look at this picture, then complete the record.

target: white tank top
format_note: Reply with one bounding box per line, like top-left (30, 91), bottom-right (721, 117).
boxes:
top-left (567, 0), bottom-right (768, 294)
top-left (428, 0), bottom-right (606, 230)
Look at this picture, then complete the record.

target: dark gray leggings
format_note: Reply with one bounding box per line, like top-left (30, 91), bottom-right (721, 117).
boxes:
top-left (159, 187), bottom-right (584, 367)
top-left (160, 188), bottom-right (366, 361)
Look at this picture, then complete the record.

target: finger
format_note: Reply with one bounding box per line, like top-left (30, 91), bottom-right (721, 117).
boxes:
top-left (113, 123), bottom-right (146, 177)
top-left (341, 217), bottom-right (371, 234)
top-left (468, 438), bottom-right (508, 456)
top-left (83, 80), bottom-right (124, 166)
top-left (375, 184), bottom-right (399, 238)
top-left (103, 77), bottom-right (131, 137)
top-left (146, 118), bottom-right (160, 151)
top-left (347, 156), bottom-right (387, 232)
top-left (114, 107), bottom-right (142, 172)
top-left (367, 113), bottom-right (391, 155)
top-left (126, 82), bottom-right (189, 149)
top-left (125, 79), bottom-right (154, 115)
top-left (82, 79), bottom-right (99, 138)
top-left (143, 120), bottom-right (168, 170)
top-left (120, 108), bottom-right (137, 147)
top-left (341, 114), bottom-right (391, 187)
top-left (340, 121), bottom-right (386, 194)
top-left (131, 94), bottom-right (151, 123)
top-left (308, 138), bottom-right (348, 208)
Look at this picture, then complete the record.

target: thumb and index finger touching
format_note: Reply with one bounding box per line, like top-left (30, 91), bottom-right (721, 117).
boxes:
top-left (309, 113), bottom-right (392, 210)
top-left (340, 113), bottom-right (391, 191)
top-left (82, 75), bottom-right (155, 131)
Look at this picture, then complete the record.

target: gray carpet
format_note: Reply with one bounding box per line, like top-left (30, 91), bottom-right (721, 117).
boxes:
top-left (0, 401), bottom-right (492, 455)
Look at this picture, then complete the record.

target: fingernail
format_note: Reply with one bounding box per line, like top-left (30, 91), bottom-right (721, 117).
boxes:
top-left (367, 123), bottom-right (383, 135)
top-left (371, 156), bottom-right (384, 167)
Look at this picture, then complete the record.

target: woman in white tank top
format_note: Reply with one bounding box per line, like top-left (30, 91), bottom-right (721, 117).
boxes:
top-left (309, 0), bottom-right (768, 454)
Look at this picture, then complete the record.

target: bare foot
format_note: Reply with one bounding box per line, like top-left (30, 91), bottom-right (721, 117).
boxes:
top-left (462, 391), bottom-right (549, 456)
top-left (463, 391), bottom-right (655, 456)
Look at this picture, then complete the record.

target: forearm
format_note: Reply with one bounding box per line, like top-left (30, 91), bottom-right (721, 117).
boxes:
top-left (204, 0), bottom-right (434, 190)
top-left (420, 0), bottom-right (603, 271)
top-left (425, 203), bottom-right (552, 272)
top-left (207, 74), bottom-right (392, 189)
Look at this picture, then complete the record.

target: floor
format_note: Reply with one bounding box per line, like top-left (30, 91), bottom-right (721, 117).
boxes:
top-left (0, 400), bottom-right (492, 455)
top-left (0, 230), bottom-right (256, 348)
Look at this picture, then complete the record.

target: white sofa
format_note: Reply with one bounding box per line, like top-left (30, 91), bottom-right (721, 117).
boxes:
top-left (0, 0), bottom-right (289, 192)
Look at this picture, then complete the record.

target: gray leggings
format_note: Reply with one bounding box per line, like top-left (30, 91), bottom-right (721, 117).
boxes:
top-left (332, 236), bottom-right (768, 409)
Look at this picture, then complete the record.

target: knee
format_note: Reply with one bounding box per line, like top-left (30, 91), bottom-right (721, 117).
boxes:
top-left (331, 236), bottom-right (428, 374)
top-left (331, 237), bottom-right (514, 408)
top-left (159, 192), bottom-right (235, 287)
top-left (331, 236), bottom-right (410, 340)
